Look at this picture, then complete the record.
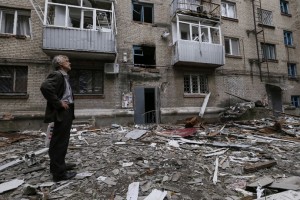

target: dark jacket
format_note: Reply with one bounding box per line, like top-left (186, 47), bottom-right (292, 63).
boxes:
top-left (40, 70), bottom-right (75, 123)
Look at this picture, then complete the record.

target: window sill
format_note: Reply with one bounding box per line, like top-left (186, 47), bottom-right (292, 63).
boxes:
top-left (133, 21), bottom-right (153, 25)
top-left (288, 76), bottom-right (299, 81)
top-left (285, 45), bottom-right (295, 49)
top-left (0, 34), bottom-right (30, 39)
top-left (258, 23), bottom-right (275, 29)
top-left (281, 13), bottom-right (292, 17)
top-left (184, 93), bottom-right (207, 98)
top-left (225, 54), bottom-right (242, 59)
top-left (262, 59), bottom-right (278, 63)
top-left (74, 94), bottom-right (105, 99)
top-left (0, 94), bottom-right (29, 99)
top-left (221, 16), bottom-right (238, 22)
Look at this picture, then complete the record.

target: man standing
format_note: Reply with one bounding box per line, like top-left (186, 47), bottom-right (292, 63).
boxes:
top-left (41, 55), bottom-right (76, 182)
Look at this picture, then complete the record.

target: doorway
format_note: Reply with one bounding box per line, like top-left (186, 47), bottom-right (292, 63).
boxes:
top-left (134, 87), bottom-right (160, 124)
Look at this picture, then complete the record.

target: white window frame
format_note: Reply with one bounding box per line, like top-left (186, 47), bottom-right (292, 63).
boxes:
top-left (224, 37), bottom-right (240, 55)
top-left (221, 1), bottom-right (237, 19)
top-left (184, 74), bottom-right (209, 94)
top-left (291, 96), bottom-right (300, 108)
top-left (284, 30), bottom-right (293, 46)
top-left (257, 9), bottom-right (273, 26)
top-left (0, 8), bottom-right (31, 36)
top-left (262, 43), bottom-right (276, 60)
top-left (280, 0), bottom-right (289, 14)
top-left (44, 0), bottom-right (113, 32)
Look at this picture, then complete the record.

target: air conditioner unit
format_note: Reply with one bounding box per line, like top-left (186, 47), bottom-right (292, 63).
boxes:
top-left (104, 63), bottom-right (119, 74)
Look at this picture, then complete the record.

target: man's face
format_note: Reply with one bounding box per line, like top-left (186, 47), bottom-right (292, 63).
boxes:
top-left (60, 58), bottom-right (71, 72)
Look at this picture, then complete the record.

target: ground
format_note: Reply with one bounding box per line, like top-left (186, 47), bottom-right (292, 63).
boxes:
top-left (0, 116), bottom-right (300, 200)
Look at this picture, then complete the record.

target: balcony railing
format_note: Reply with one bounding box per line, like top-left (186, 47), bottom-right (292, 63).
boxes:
top-left (171, 0), bottom-right (221, 20)
top-left (173, 40), bottom-right (225, 67)
top-left (43, 27), bottom-right (116, 54)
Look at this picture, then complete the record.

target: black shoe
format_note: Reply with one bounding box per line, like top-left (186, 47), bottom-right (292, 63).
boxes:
top-left (66, 163), bottom-right (76, 170)
top-left (53, 171), bottom-right (77, 182)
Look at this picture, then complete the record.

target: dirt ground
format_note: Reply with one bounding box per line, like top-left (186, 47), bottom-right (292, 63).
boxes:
top-left (0, 116), bottom-right (300, 200)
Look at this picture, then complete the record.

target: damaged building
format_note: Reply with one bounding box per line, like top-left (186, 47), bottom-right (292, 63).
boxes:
top-left (0, 0), bottom-right (300, 129)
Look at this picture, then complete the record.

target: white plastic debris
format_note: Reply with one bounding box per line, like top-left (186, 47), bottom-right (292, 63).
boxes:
top-left (0, 179), bottom-right (24, 194)
top-left (168, 140), bottom-right (180, 148)
top-left (126, 182), bottom-right (139, 200)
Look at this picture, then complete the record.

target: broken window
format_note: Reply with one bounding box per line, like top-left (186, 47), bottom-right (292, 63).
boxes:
top-left (0, 8), bottom-right (31, 36)
top-left (69, 64), bottom-right (104, 95)
top-left (257, 9), bottom-right (273, 26)
top-left (184, 74), bottom-right (208, 94)
top-left (225, 37), bottom-right (240, 55)
top-left (288, 63), bottom-right (297, 78)
top-left (261, 43), bottom-right (276, 60)
top-left (46, 0), bottom-right (112, 31)
top-left (0, 66), bottom-right (28, 94)
top-left (291, 96), bottom-right (300, 107)
top-left (221, 1), bottom-right (237, 18)
top-left (132, 1), bottom-right (153, 23)
top-left (133, 45), bottom-right (156, 67)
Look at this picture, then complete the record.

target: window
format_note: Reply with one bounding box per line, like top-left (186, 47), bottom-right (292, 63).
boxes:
top-left (184, 74), bottom-right (209, 94)
top-left (257, 9), bottom-right (273, 26)
top-left (178, 22), bottom-right (220, 44)
top-left (291, 96), bottom-right (300, 107)
top-left (132, 1), bottom-right (153, 23)
top-left (225, 37), bottom-right (240, 55)
top-left (0, 66), bottom-right (28, 94)
top-left (280, 0), bottom-right (290, 14)
top-left (69, 66), bottom-right (104, 95)
top-left (133, 45), bottom-right (156, 67)
top-left (0, 8), bottom-right (31, 36)
top-left (46, 0), bottom-right (113, 31)
top-left (221, 1), bottom-right (237, 18)
top-left (284, 31), bottom-right (293, 46)
top-left (261, 43), bottom-right (276, 60)
top-left (288, 63), bottom-right (297, 78)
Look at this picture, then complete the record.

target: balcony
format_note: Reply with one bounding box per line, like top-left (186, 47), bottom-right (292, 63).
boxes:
top-left (171, 0), bottom-right (221, 21)
top-left (173, 40), bottom-right (225, 67)
top-left (43, 27), bottom-right (116, 60)
top-left (42, 0), bottom-right (116, 60)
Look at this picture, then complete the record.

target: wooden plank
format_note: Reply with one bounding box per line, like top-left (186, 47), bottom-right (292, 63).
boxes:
top-left (243, 160), bottom-right (277, 173)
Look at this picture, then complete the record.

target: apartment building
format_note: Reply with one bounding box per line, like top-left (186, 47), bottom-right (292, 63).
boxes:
top-left (0, 0), bottom-right (299, 127)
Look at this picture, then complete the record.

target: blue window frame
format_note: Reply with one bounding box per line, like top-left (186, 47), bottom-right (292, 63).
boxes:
top-left (284, 31), bottom-right (293, 46)
top-left (132, 1), bottom-right (153, 23)
top-left (280, 0), bottom-right (289, 14)
top-left (291, 96), bottom-right (300, 107)
top-left (288, 63), bottom-right (297, 78)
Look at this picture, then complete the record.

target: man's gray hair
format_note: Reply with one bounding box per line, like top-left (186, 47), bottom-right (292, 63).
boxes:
top-left (52, 55), bottom-right (68, 70)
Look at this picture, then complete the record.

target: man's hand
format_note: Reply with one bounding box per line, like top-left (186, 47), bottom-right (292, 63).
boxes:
top-left (61, 100), bottom-right (69, 110)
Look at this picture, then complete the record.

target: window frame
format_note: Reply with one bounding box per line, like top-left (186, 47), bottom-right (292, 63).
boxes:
top-left (0, 8), bottom-right (31, 36)
top-left (291, 96), bottom-right (300, 108)
top-left (261, 43), bottom-right (276, 60)
top-left (184, 74), bottom-right (209, 95)
top-left (224, 37), bottom-right (240, 56)
top-left (132, 1), bottom-right (153, 23)
top-left (284, 30), bottom-right (293, 46)
top-left (0, 65), bottom-right (28, 95)
top-left (221, 1), bottom-right (237, 19)
top-left (280, 0), bottom-right (290, 15)
top-left (257, 8), bottom-right (273, 26)
top-left (288, 63), bottom-right (297, 78)
top-left (133, 45), bottom-right (156, 67)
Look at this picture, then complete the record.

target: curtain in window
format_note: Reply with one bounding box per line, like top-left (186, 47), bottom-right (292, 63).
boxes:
top-left (231, 39), bottom-right (239, 55)
top-left (17, 15), bottom-right (30, 35)
top-left (3, 13), bottom-right (14, 34)
top-left (221, 3), bottom-right (226, 16)
top-left (227, 4), bottom-right (235, 18)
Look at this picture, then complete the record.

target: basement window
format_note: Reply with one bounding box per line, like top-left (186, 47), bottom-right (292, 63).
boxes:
top-left (133, 45), bottom-right (156, 68)
top-left (288, 63), bottom-right (297, 78)
top-left (291, 96), bottom-right (300, 108)
top-left (69, 63), bottom-right (104, 95)
top-left (184, 74), bottom-right (209, 94)
top-left (0, 8), bottom-right (31, 37)
top-left (0, 66), bottom-right (28, 94)
top-left (132, 1), bottom-right (153, 23)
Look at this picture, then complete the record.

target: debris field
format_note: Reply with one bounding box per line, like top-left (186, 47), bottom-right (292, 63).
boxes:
top-left (0, 116), bottom-right (300, 200)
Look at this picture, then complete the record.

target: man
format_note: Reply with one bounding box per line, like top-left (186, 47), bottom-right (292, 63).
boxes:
top-left (41, 55), bottom-right (76, 182)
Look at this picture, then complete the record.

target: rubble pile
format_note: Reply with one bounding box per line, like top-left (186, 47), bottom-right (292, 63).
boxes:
top-left (0, 116), bottom-right (300, 200)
